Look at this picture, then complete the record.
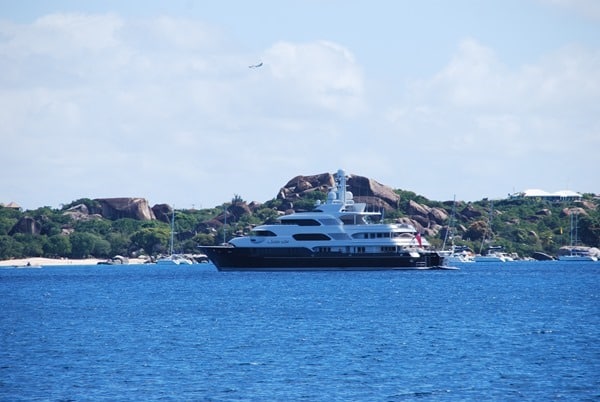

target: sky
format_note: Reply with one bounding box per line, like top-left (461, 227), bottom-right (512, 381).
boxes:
top-left (1, 0), bottom-right (599, 210)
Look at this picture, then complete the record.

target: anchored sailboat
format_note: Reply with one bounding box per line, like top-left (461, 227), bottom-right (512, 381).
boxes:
top-left (474, 200), bottom-right (514, 262)
top-left (156, 207), bottom-right (193, 265)
top-left (439, 195), bottom-right (475, 263)
top-left (558, 210), bottom-right (598, 261)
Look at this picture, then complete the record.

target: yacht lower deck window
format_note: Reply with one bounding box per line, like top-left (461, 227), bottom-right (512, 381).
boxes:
top-left (251, 230), bottom-right (277, 237)
top-left (292, 233), bottom-right (331, 241)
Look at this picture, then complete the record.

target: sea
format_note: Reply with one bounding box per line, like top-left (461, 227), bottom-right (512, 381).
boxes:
top-left (1, 261), bottom-right (598, 401)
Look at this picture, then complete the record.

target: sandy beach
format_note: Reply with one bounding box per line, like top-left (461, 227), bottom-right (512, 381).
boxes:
top-left (0, 257), bottom-right (149, 267)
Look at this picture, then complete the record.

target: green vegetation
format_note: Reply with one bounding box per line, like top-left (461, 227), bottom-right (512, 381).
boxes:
top-left (429, 194), bottom-right (600, 257)
top-left (0, 192), bottom-right (598, 261)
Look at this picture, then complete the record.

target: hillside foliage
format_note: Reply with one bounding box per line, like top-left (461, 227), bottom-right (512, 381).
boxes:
top-left (1, 192), bottom-right (598, 261)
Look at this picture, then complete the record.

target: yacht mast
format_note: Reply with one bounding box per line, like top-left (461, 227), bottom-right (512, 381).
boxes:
top-left (169, 207), bottom-right (175, 255)
top-left (442, 195), bottom-right (456, 251)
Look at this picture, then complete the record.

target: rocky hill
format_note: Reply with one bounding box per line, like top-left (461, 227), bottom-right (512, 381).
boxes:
top-left (1, 171), bottom-right (598, 260)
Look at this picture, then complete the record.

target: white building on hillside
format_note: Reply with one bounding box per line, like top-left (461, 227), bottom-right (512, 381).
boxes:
top-left (509, 189), bottom-right (582, 201)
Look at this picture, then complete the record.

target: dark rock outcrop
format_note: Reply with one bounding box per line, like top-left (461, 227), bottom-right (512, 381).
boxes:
top-left (9, 217), bottom-right (41, 235)
top-left (558, 246), bottom-right (600, 258)
top-left (346, 175), bottom-right (400, 211)
top-left (228, 202), bottom-right (253, 221)
top-left (197, 201), bottom-right (257, 235)
top-left (152, 204), bottom-right (173, 224)
top-left (277, 172), bottom-right (401, 211)
top-left (561, 207), bottom-right (587, 217)
top-left (459, 205), bottom-right (483, 220)
top-left (95, 198), bottom-right (156, 221)
top-left (532, 252), bottom-right (555, 261)
top-left (63, 204), bottom-right (103, 221)
top-left (429, 207), bottom-right (449, 225)
top-left (278, 173), bottom-right (335, 201)
top-left (408, 200), bottom-right (430, 218)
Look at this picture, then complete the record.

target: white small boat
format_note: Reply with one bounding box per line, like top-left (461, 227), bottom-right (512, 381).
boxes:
top-left (439, 246), bottom-right (475, 263)
top-left (474, 252), bottom-right (513, 263)
top-left (156, 254), bottom-right (193, 265)
top-left (558, 253), bottom-right (598, 262)
top-left (13, 262), bottom-right (43, 269)
top-left (475, 201), bottom-right (514, 263)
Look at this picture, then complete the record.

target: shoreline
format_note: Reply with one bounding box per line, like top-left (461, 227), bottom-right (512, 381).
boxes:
top-left (0, 257), bottom-right (149, 267)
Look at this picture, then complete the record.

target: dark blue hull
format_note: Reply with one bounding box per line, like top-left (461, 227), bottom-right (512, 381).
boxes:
top-left (200, 246), bottom-right (444, 271)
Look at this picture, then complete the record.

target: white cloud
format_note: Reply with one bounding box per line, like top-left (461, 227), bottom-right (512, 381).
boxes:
top-left (0, 11), bottom-right (598, 210)
top-left (264, 40), bottom-right (366, 117)
top-left (0, 13), bottom-right (369, 209)
top-left (379, 38), bottom-right (599, 199)
top-left (539, 0), bottom-right (600, 20)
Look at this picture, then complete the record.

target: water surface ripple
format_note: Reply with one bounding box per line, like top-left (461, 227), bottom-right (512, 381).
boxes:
top-left (1, 262), bottom-right (598, 401)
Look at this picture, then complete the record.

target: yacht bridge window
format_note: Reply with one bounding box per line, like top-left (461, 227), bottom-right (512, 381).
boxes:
top-left (318, 218), bottom-right (341, 226)
top-left (340, 215), bottom-right (370, 225)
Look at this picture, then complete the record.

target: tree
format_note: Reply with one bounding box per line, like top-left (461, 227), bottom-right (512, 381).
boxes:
top-left (0, 235), bottom-right (24, 259)
top-left (14, 234), bottom-right (45, 257)
top-left (75, 219), bottom-right (112, 236)
top-left (44, 235), bottom-right (72, 258)
top-left (106, 232), bottom-right (130, 256)
top-left (70, 232), bottom-right (99, 258)
top-left (111, 218), bottom-right (144, 234)
top-left (130, 228), bottom-right (170, 255)
top-left (193, 233), bottom-right (215, 246)
top-left (579, 214), bottom-right (600, 248)
top-left (0, 217), bottom-right (18, 236)
top-left (92, 238), bottom-right (111, 258)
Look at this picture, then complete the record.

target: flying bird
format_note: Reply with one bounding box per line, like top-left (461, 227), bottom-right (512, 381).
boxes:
top-left (249, 62), bottom-right (263, 68)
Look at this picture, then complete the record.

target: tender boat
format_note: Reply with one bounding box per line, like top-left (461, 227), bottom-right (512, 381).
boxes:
top-left (156, 254), bottom-right (193, 265)
top-left (474, 246), bottom-right (514, 262)
top-left (201, 169), bottom-right (445, 271)
top-left (474, 253), bottom-right (512, 262)
top-left (440, 245), bottom-right (475, 264)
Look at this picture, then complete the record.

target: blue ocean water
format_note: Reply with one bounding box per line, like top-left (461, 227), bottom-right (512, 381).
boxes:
top-left (1, 262), bottom-right (598, 401)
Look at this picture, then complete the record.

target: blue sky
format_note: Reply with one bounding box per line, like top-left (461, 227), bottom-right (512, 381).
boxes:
top-left (2, 0), bottom-right (599, 210)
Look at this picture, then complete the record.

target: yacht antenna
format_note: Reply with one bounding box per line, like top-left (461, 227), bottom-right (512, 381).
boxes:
top-left (337, 169), bottom-right (347, 205)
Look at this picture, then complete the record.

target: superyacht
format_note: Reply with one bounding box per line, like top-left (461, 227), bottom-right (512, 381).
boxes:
top-left (201, 170), bottom-right (445, 271)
